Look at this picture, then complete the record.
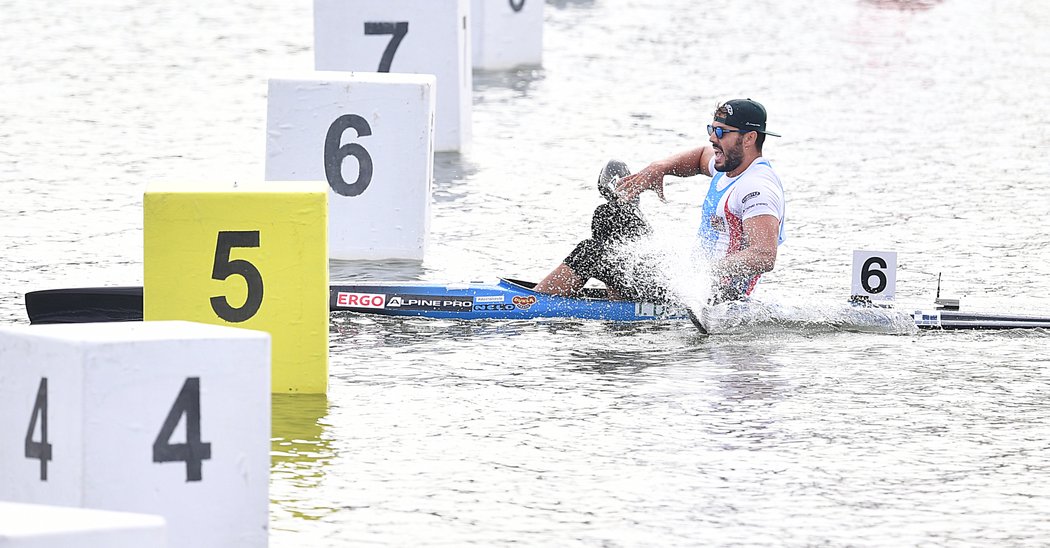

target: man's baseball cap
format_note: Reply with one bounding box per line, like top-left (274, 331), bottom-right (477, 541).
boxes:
top-left (714, 98), bottom-right (781, 137)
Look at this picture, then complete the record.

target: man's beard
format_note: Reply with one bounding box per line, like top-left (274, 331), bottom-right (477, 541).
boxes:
top-left (718, 140), bottom-right (745, 174)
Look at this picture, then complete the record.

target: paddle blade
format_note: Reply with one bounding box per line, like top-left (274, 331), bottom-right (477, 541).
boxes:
top-left (685, 307), bottom-right (708, 334)
top-left (25, 287), bottom-right (144, 324)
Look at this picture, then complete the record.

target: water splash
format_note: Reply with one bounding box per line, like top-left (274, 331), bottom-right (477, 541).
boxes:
top-left (605, 229), bottom-right (716, 310)
top-left (606, 227), bottom-right (918, 336)
top-left (702, 298), bottom-right (919, 336)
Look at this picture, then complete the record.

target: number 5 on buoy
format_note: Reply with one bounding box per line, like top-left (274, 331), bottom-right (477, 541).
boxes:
top-left (852, 250), bottom-right (897, 301)
top-left (144, 181), bottom-right (330, 393)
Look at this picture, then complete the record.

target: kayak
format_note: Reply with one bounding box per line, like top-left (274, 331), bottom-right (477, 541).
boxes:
top-left (23, 279), bottom-right (1050, 330)
top-left (22, 279), bottom-right (685, 325)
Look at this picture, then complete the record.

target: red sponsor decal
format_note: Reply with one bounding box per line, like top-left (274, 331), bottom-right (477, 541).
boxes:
top-left (336, 292), bottom-right (386, 309)
top-left (512, 295), bottom-right (537, 310)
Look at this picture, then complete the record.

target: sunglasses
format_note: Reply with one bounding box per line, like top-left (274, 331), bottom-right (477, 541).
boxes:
top-left (707, 125), bottom-right (748, 139)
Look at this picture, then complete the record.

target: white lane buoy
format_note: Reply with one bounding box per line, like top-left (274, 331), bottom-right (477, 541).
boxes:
top-left (471, 0), bottom-right (543, 70)
top-left (0, 321), bottom-right (270, 548)
top-left (313, 0), bottom-right (471, 152)
top-left (265, 72), bottom-right (435, 261)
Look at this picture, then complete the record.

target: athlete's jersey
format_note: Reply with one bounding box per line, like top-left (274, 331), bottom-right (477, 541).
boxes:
top-left (697, 156), bottom-right (786, 297)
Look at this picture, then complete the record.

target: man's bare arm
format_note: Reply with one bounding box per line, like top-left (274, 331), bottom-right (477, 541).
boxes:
top-left (714, 214), bottom-right (780, 277)
top-left (615, 146), bottom-right (716, 201)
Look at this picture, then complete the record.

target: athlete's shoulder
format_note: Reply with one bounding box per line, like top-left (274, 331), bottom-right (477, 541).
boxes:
top-left (738, 159), bottom-right (782, 190)
top-left (732, 159), bottom-right (785, 218)
top-left (749, 157), bottom-right (781, 177)
top-left (738, 158), bottom-right (780, 183)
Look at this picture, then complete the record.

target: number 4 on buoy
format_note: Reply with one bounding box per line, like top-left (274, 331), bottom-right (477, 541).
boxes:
top-left (851, 250), bottom-right (897, 301)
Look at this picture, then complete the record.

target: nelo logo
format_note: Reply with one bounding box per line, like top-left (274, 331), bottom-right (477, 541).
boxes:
top-left (336, 292), bottom-right (386, 309)
top-left (474, 303), bottom-right (515, 312)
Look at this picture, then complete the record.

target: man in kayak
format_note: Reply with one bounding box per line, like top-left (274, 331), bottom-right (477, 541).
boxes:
top-left (534, 98), bottom-right (786, 303)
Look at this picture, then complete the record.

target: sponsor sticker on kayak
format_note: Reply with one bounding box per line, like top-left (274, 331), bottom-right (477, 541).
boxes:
top-left (634, 302), bottom-right (682, 318)
top-left (912, 311), bottom-right (942, 327)
top-left (336, 292), bottom-right (386, 309)
top-left (386, 294), bottom-right (475, 312)
top-left (474, 303), bottom-right (515, 311)
top-left (474, 295), bottom-right (505, 304)
top-left (512, 295), bottom-right (537, 310)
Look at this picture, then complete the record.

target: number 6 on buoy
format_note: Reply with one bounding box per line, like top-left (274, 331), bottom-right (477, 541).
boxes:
top-left (852, 250), bottom-right (897, 301)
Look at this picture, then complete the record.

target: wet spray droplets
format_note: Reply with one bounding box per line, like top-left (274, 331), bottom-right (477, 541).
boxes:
top-left (606, 226), bottom-right (917, 336)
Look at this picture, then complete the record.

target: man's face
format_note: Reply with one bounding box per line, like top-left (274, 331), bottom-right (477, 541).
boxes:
top-left (709, 122), bottom-right (746, 173)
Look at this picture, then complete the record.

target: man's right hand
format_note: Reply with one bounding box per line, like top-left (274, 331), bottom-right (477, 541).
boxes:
top-left (615, 162), bottom-right (669, 202)
top-left (614, 146), bottom-right (713, 201)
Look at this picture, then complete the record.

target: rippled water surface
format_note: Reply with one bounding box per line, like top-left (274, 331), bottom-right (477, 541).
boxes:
top-left (3, 0), bottom-right (1050, 545)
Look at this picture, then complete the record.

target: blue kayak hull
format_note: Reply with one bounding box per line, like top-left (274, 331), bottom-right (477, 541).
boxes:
top-left (24, 281), bottom-right (1050, 330)
top-left (329, 278), bottom-right (685, 321)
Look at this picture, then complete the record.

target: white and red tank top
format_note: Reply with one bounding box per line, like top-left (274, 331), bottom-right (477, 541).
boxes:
top-left (697, 157), bottom-right (786, 296)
